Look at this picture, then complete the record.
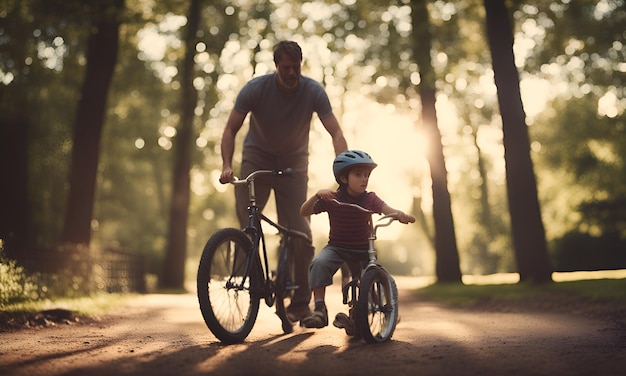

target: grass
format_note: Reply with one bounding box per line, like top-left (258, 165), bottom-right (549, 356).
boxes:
top-left (415, 277), bottom-right (626, 323)
top-left (2, 293), bottom-right (133, 315)
top-left (0, 293), bottom-right (134, 331)
top-left (419, 278), bottom-right (626, 304)
top-left (3, 272), bottom-right (626, 331)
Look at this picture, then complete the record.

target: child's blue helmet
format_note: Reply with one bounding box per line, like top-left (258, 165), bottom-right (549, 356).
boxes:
top-left (333, 150), bottom-right (377, 184)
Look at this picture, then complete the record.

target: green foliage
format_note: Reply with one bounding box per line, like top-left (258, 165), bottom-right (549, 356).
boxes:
top-left (2, 0), bottom-right (625, 286)
top-left (0, 243), bottom-right (107, 307)
top-left (0, 246), bottom-right (39, 308)
top-left (0, 1), bottom-right (81, 248)
top-left (532, 94), bottom-right (625, 243)
top-left (517, 2), bottom-right (626, 269)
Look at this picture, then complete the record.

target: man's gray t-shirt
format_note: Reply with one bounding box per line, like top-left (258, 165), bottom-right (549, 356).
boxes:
top-left (234, 73), bottom-right (333, 171)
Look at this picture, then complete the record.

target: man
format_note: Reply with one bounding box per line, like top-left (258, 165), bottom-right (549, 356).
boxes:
top-left (219, 40), bottom-right (348, 322)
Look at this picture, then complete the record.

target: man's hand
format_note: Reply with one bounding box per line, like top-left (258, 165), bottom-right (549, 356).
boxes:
top-left (219, 168), bottom-right (234, 184)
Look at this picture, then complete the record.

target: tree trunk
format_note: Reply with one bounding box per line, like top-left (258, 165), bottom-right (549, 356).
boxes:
top-left (469, 124), bottom-right (500, 274)
top-left (61, 0), bottom-right (123, 247)
top-left (483, 0), bottom-right (552, 283)
top-left (0, 7), bottom-right (32, 263)
top-left (161, 0), bottom-right (201, 289)
top-left (0, 118), bottom-right (30, 261)
top-left (411, 0), bottom-right (462, 283)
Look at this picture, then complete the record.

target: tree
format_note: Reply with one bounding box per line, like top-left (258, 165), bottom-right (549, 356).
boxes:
top-left (411, 0), bottom-right (462, 283)
top-left (0, 111), bottom-right (29, 261)
top-left (61, 0), bottom-right (125, 248)
top-left (516, 1), bottom-right (626, 270)
top-left (161, 0), bottom-right (202, 289)
top-left (483, 0), bottom-right (552, 283)
top-left (0, 0), bottom-right (81, 265)
top-left (0, 3), bottom-right (31, 261)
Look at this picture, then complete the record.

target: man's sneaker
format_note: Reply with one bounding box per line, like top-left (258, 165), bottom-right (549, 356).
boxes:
top-left (286, 303), bottom-right (312, 323)
top-left (301, 302), bottom-right (328, 329)
top-left (333, 312), bottom-right (356, 336)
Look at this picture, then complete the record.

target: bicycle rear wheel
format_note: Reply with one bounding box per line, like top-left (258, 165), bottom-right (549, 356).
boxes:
top-left (355, 267), bottom-right (398, 343)
top-left (197, 228), bottom-right (261, 344)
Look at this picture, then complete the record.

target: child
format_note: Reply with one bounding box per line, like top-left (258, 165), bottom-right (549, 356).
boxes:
top-left (299, 150), bottom-right (415, 329)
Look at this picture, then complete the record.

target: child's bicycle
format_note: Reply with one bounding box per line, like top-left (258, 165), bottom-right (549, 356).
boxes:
top-left (331, 199), bottom-right (400, 343)
top-left (196, 168), bottom-right (310, 344)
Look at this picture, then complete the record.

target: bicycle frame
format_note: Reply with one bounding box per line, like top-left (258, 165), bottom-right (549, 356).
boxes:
top-left (332, 198), bottom-right (396, 276)
top-left (331, 199), bottom-right (400, 343)
top-left (197, 168), bottom-right (312, 343)
top-left (231, 169), bottom-right (310, 304)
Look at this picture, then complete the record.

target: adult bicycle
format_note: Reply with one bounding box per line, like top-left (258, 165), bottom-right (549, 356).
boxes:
top-left (332, 199), bottom-right (400, 343)
top-left (196, 169), bottom-right (310, 344)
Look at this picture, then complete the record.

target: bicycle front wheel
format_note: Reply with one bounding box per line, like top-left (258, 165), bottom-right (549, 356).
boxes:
top-left (197, 228), bottom-right (261, 344)
top-left (355, 267), bottom-right (399, 343)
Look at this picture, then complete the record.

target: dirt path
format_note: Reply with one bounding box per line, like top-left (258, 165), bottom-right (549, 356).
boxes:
top-left (1, 278), bottom-right (625, 376)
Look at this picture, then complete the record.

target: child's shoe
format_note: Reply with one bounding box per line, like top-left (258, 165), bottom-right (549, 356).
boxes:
top-left (301, 302), bottom-right (328, 328)
top-left (333, 312), bottom-right (356, 336)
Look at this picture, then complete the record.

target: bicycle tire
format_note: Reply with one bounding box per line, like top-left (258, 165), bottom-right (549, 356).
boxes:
top-left (274, 240), bottom-right (294, 333)
top-left (197, 228), bottom-right (261, 344)
top-left (355, 267), bottom-right (399, 343)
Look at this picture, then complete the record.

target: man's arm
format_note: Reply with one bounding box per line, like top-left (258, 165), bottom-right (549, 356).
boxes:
top-left (319, 113), bottom-right (348, 155)
top-left (220, 110), bottom-right (247, 183)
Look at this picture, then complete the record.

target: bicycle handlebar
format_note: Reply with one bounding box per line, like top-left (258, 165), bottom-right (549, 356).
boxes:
top-left (229, 168), bottom-right (294, 186)
top-left (330, 199), bottom-right (398, 226)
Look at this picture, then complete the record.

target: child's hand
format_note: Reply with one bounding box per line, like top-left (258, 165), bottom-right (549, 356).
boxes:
top-left (397, 211), bottom-right (416, 224)
top-left (316, 189), bottom-right (336, 201)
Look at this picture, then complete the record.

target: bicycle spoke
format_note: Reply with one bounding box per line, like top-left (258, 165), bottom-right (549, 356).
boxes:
top-left (367, 282), bottom-right (384, 336)
top-left (210, 279), bottom-right (251, 331)
top-left (357, 270), bottom-right (398, 343)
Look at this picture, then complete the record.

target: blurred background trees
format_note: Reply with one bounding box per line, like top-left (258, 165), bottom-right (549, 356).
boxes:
top-left (484, 0), bottom-right (552, 283)
top-left (0, 0), bottom-right (624, 294)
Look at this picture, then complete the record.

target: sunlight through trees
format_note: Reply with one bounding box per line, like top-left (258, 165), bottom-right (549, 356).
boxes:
top-left (0, 0), bottom-right (624, 293)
